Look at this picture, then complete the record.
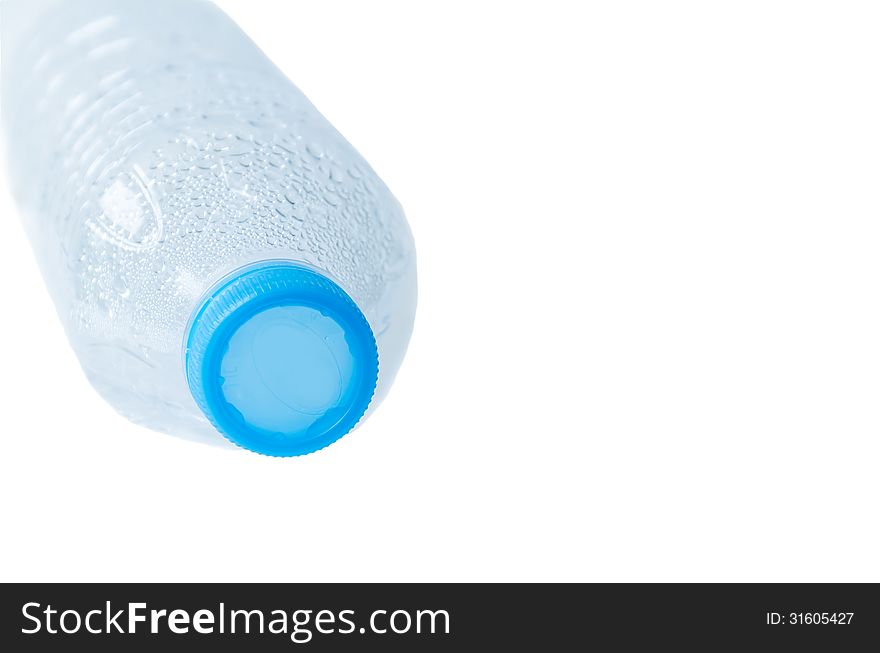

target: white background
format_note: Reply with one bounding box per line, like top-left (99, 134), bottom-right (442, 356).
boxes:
top-left (2, 0), bottom-right (879, 582)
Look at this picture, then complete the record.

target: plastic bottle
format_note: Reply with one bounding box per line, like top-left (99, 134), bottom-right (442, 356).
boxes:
top-left (1, 0), bottom-right (417, 456)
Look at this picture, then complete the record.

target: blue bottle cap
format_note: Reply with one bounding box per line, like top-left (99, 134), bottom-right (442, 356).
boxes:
top-left (185, 262), bottom-right (378, 456)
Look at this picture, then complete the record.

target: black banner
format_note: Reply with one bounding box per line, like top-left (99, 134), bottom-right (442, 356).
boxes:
top-left (1, 583), bottom-right (877, 650)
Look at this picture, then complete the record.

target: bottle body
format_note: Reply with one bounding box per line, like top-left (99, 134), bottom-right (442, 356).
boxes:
top-left (1, 0), bottom-right (416, 451)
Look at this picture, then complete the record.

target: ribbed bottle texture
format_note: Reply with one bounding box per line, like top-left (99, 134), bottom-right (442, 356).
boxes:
top-left (1, 0), bottom-right (416, 452)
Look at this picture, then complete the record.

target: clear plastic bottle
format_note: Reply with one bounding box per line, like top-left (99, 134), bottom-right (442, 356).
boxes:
top-left (1, 0), bottom-right (417, 455)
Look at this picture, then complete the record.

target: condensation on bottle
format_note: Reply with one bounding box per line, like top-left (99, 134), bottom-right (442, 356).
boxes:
top-left (1, 0), bottom-right (417, 455)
